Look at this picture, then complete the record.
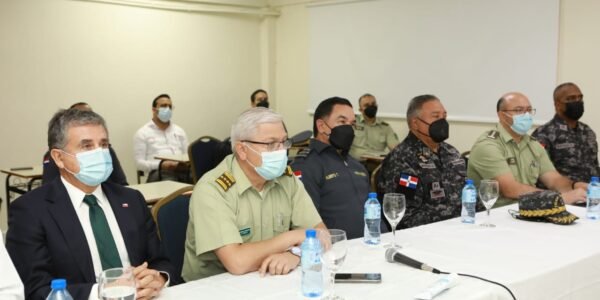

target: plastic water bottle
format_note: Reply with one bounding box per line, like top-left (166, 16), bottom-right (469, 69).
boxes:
top-left (586, 177), bottom-right (600, 220)
top-left (46, 279), bottom-right (74, 300)
top-left (301, 229), bottom-right (322, 298)
top-left (461, 179), bottom-right (477, 224)
top-left (364, 192), bottom-right (381, 245)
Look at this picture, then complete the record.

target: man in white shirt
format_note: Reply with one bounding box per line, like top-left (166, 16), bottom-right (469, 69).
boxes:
top-left (1, 234), bottom-right (24, 300)
top-left (133, 94), bottom-right (189, 182)
top-left (6, 109), bottom-right (176, 299)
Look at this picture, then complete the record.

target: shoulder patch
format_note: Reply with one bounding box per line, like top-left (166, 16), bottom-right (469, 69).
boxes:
top-left (486, 130), bottom-right (499, 139)
top-left (294, 147), bottom-right (311, 158)
top-left (284, 166), bottom-right (293, 176)
top-left (215, 171), bottom-right (236, 192)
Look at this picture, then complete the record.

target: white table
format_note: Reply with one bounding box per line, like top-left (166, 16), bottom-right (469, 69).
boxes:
top-left (128, 181), bottom-right (192, 204)
top-left (154, 153), bottom-right (189, 163)
top-left (159, 205), bottom-right (600, 299)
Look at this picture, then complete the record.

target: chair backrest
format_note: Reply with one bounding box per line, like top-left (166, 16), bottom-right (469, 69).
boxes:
top-left (461, 151), bottom-right (471, 169)
top-left (370, 163), bottom-right (382, 193)
top-left (187, 136), bottom-right (231, 183)
top-left (290, 130), bottom-right (312, 147)
top-left (151, 185), bottom-right (194, 280)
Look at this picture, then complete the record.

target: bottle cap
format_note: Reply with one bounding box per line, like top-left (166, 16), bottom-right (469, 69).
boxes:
top-left (306, 229), bottom-right (316, 238)
top-left (466, 179), bottom-right (473, 185)
top-left (592, 176), bottom-right (599, 182)
top-left (50, 279), bottom-right (67, 290)
top-left (368, 192), bottom-right (377, 199)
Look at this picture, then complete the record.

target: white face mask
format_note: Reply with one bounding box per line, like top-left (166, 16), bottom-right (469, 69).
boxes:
top-left (245, 145), bottom-right (288, 180)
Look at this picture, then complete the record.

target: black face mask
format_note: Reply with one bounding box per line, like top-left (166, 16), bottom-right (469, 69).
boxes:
top-left (327, 124), bottom-right (355, 153)
top-left (417, 118), bottom-right (449, 143)
top-left (364, 105), bottom-right (378, 119)
top-left (256, 100), bottom-right (270, 108)
top-left (564, 101), bottom-right (584, 121)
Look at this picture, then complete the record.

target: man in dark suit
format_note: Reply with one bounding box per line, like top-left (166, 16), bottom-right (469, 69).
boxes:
top-left (42, 102), bottom-right (128, 186)
top-left (6, 109), bottom-right (175, 299)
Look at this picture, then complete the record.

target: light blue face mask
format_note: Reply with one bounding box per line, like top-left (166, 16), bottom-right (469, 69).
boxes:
top-left (510, 112), bottom-right (533, 135)
top-left (157, 107), bottom-right (172, 123)
top-left (246, 145), bottom-right (288, 180)
top-left (63, 148), bottom-right (113, 186)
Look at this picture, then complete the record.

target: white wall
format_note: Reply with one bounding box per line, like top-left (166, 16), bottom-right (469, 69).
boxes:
top-left (274, 0), bottom-right (600, 154)
top-left (0, 0), bottom-right (264, 229)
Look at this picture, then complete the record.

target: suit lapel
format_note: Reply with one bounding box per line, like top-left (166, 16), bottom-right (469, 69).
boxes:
top-left (103, 184), bottom-right (140, 265)
top-left (47, 180), bottom-right (96, 282)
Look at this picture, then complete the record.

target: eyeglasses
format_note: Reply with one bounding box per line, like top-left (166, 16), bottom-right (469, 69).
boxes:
top-left (243, 139), bottom-right (292, 151)
top-left (502, 108), bottom-right (536, 116)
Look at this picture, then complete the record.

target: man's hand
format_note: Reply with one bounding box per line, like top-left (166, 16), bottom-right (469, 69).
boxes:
top-left (258, 252), bottom-right (300, 277)
top-left (133, 262), bottom-right (166, 300)
top-left (161, 161), bottom-right (179, 171)
top-left (561, 188), bottom-right (587, 205)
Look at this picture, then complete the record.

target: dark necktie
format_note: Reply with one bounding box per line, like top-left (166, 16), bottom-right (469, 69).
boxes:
top-left (83, 194), bottom-right (122, 270)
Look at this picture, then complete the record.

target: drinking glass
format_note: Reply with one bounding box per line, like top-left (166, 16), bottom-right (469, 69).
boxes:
top-left (319, 229), bottom-right (348, 300)
top-left (98, 267), bottom-right (136, 300)
top-left (478, 179), bottom-right (499, 227)
top-left (383, 193), bottom-right (406, 249)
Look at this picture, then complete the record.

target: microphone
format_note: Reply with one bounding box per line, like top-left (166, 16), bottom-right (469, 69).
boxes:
top-left (385, 248), bottom-right (440, 274)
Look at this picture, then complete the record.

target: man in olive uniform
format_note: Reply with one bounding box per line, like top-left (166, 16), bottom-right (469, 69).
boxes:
top-left (378, 95), bottom-right (468, 229)
top-left (182, 108), bottom-right (325, 281)
top-left (532, 83), bottom-right (600, 184)
top-left (291, 97), bottom-right (373, 240)
top-left (349, 93), bottom-right (399, 160)
top-left (250, 89), bottom-right (270, 108)
top-left (468, 92), bottom-right (587, 207)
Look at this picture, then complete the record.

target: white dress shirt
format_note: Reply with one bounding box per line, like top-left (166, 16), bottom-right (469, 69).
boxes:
top-left (61, 177), bottom-right (131, 279)
top-left (133, 120), bottom-right (188, 172)
top-left (0, 234), bottom-right (24, 300)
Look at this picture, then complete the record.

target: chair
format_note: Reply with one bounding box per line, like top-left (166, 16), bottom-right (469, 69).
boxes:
top-left (151, 185), bottom-right (194, 281)
top-left (136, 170), bottom-right (145, 184)
top-left (461, 151), bottom-right (471, 168)
top-left (187, 136), bottom-right (232, 183)
top-left (290, 130), bottom-right (312, 147)
top-left (370, 163), bottom-right (382, 193)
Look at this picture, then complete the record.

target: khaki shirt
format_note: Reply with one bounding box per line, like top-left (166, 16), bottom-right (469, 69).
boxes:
top-left (467, 124), bottom-right (555, 207)
top-left (349, 116), bottom-right (399, 160)
top-left (181, 154), bottom-right (322, 281)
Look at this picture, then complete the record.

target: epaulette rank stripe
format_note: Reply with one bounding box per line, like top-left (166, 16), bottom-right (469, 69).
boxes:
top-left (215, 171), bottom-right (236, 191)
top-left (285, 166), bottom-right (293, 176)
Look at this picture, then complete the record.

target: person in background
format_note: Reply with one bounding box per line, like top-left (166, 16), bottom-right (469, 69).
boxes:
top-left (291, 97), bottom-right (373, 240)
top-left (378, 94), bottom-right (469, 228)
top-left (0, 234), bottom-right (24, 300)
top-left (42, 102), bottom-right (128, 185)
top-left (468, 92), bottom-right (587, 207)
top-left (250, 89), bottom-right (270, 108)
top-left (182, 108), bottom-right (324, 281)
top-left (532, 82), bottom-right (600, 185)
top-left (7, 109), bottom-right (176, 299)
top-left (133, 94), bottom-right (189, 182)
top-left (349, 93), bottom-right (399, 160)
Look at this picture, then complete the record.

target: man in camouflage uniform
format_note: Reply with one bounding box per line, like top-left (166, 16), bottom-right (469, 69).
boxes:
top-left (378, 95), bottom-right (468, 229)
top-left (291, 97), bottom-right (372, 240)
top-left (182, 108), bottom-right (324, 281)
top-left (350, 93), bottom-right (399, 160)
top-left (532, 83), bottom-right (600, 184)
top-left (468, 92), bottom-right (587, 207)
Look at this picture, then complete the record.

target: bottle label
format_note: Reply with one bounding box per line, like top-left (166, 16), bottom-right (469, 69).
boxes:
top-left (365, 205), bottom-right (381, 219)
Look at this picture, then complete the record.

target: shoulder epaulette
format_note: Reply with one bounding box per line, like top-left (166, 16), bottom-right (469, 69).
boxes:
top-left (295, 147), bottom-right (311, 158)
top-left (215, 171), bottom-right (236, 192)
top-left (284, 166), bottom-right (293, 176)
top-left (530, 136), bottom-right (537, 142)
top-left (381, 121), bottom-right (389, 126)
top-left (486, 130), bottom-right (499, 139)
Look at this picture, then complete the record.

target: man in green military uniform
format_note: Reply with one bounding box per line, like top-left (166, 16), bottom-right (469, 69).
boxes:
top-left (349, 93), bottom-right (399, 160)
top-left (182, 108), bottom-right (325, 281)
top-left (467, 92), bottom-right (587, 207)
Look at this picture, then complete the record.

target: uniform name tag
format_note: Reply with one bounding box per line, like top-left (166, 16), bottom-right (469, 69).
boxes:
top-left (239, 227), bottom-right (251, 236)
top-left (419, 162), bottom-right (436, 169)
top-left (507, 157), bottom-right (517, 165)
top-left (555, 143), bottom-right (574, 150)
top-left (559, 124), bottom-right (568, 131)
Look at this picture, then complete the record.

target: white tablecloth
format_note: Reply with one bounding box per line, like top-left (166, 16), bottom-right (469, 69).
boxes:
top-left (160, 204), bottom-right (600, 299)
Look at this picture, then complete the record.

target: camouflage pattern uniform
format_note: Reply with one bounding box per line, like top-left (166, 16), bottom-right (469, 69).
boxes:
top-left (290, 139), bottom-right (372, 240)
top-left (377, 132), bottom-right (468, 229)
top-left (532, 115), bottom-right (600, 183)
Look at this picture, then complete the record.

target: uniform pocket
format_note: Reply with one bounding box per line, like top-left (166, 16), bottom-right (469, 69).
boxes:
top-left (273, 213), bottom-right (291, 234)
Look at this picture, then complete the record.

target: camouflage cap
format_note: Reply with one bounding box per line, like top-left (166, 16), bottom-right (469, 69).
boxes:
top-left (510, 190), bottom-right (578, 225)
